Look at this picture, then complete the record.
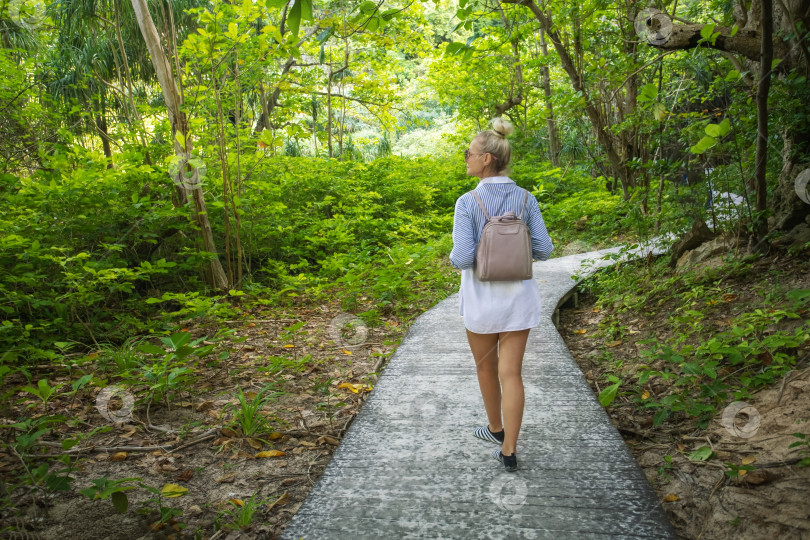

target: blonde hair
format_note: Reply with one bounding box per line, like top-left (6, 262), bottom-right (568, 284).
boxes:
top-left (475, 118), bottom-right (514, 174)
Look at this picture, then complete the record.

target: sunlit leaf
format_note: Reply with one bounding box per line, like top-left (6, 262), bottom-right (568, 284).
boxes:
top-left (160, 484), bottom-right (188, 497)
top-left (688, 446), bottom-right (715, 461)
top-left (256, 450), bottom-right (286, 458)
top-left (598, 382), bottom-right (620, 407)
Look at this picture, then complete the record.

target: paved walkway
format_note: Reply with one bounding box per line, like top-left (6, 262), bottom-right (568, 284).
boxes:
top-left (282, 243), bottom-right (677, 539)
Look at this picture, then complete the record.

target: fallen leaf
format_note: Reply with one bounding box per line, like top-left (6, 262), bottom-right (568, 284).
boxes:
top-left (216, 473), bottom-right (237, 483)
top-left (317, 435), bottom-right (339, 446)
top-left (246, 438), bottom-right (263, 450)
top-left (722, 293), bottom-right (738, 302)
top-left (283, 344), bottom-right (295, 348)
top-left (119, 426), bottom-right (138, 439)
top-left (677, 443), bottom-right (685, 452)
top-left (196, 401), bottom-right (214, 412)
top-left (109, 452), bottom-right (127, 462)
top-left (738, 469), bottom-right (748, 477)
top-left (591, 308), bottom-right (601, 313)
top-left (266, 491), bottom-right (289, 512)
top-left (220, 428), bottom-right (238, 438)
top-left (742, 470), bottom-right (773, 485)
top-left (86, 353), bottom-right (99, 360)
top-left (300, 440), bottom-right (317, 448)
top-left (342, 349), bottom-right (353, 355)
top-left (741, 456), bottom-right (756, 465)
top-left (757, 351), bottom-right (773, 365)
top-left (212, 437), bottom-right (233, 447)
top-left (574, 330), bottom-right (587, 335)
top-left (268, 432), bottom-right (284, 440)
top-left (230, 499), bottom-right (243, 507)
top-left (337, 382), bottom-right (363, 393)
top-left (663, 494), bottom-right (679, 502)
top-left (160, 484), bottom-right (188, 498)
top-left (174, 469), bottom-right (194, 482)
top-left (641, 390), bottom-right (650, 400)
top-left (256, 450), bottom-right (286, 458)
top-left (605, 340), bottom-right (623, 347)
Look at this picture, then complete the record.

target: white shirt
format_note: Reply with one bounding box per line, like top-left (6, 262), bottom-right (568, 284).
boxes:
top-left (449, 176), bottom-right (554, 334)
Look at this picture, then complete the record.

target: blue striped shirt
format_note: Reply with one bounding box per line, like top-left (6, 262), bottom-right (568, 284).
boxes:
top-left (450, 176), bottom-right (554, 269)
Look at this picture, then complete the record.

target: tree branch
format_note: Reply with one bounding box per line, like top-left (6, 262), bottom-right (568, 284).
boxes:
top-left (649, 22), bottom-right (788, 63)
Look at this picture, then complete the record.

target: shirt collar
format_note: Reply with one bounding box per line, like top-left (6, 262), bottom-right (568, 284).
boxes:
top-left (477, 176), bottom-right (514, 187)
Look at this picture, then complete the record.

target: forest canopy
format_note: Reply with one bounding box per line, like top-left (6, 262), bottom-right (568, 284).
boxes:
top-left (1, 0), bottom-right (809, 356)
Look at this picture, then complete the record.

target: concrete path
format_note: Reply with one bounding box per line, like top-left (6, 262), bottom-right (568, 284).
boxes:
top-left (282, 243), bottom-right (677, 539)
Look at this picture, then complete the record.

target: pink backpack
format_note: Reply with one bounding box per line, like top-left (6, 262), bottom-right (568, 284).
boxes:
top-left (471, 189), bottom-right (533, 282)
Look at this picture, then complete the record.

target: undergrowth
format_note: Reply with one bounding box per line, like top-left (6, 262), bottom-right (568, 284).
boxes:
top-left (579, 251), bottom-right (810, 428)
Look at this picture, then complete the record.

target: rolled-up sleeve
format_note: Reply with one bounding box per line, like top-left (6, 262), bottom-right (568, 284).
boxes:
top-left (450, 196), bottom-right (476, 269)
top-left (525, 195), bottom-right (554, 261)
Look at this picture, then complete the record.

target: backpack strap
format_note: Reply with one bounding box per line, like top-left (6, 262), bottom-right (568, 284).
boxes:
top-left (471, 191), bottom-right (491, 221)
top-left (517, 189), bottom-right (529, 219)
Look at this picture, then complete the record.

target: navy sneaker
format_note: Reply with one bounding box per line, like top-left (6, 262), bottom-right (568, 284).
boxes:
top-left (492, 448), bottom-right (518, 472)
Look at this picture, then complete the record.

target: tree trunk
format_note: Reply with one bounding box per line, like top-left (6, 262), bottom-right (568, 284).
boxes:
top-left (327, 65), bottom-right (333, 158)
top-left (96, 91), bottom-right (113, 166)
top-left (754, 0), bottom-right (773, 240)
top-left (96, 114), bottom-right (113, 163)
top-left (538, 30), bottom-right (560, 166)
top-left (311, 96), bottom-right (318, 155)
top-left (770, 137), bottom-right (810, 230)
top-left (130, 0), bottom-right (229, 290)
top-left (493, 5), bottom-right (523, 118)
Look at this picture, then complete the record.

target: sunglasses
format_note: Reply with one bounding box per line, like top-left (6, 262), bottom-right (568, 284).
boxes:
top-left (464, 149), bottom-right (486, 160)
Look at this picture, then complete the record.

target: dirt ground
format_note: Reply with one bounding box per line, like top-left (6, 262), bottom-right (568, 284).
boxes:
top-left (0, 299), bottom-right (409, 539)
top-left (558, 251), bottom-right (810, 540)
top-left (2, 248), bottom-right (808, 540)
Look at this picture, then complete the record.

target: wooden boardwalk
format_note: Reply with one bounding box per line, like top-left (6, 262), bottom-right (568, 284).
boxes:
top-left (282, 245), bottom-right (677, 539)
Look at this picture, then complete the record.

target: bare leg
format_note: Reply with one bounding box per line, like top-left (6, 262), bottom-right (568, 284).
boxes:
top-left (466, 329), bottom-right (502, 433)
top-left (497, 329), bottom-right (529, 456)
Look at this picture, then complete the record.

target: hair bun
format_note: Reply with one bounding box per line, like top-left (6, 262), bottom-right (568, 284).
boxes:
top-left (490, 117), bottom-right (514, 138)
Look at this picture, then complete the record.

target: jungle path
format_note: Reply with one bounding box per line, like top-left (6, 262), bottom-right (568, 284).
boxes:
top-left (281, 244), bottom-right (677, 539)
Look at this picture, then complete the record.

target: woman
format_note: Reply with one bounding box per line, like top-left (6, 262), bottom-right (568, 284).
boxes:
top-left (449, 118), bottom-right (553, 472)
